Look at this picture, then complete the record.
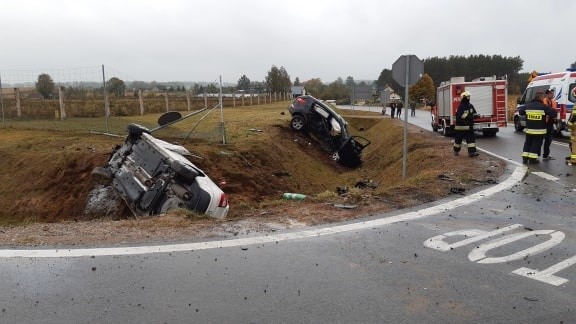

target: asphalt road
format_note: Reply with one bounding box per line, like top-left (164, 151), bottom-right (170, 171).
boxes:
top-left (0, 107), bottom-right (575, 323)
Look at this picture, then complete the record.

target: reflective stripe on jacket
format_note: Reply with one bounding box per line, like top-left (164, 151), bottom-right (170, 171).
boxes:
top-left (519, 100), bottom-right (549, 135)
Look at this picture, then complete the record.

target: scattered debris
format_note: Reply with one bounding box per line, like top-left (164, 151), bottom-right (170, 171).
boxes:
top-left (282, 193), bottom-right (306, 200)
top-left (333, 204), bottom-right (357, 209)
top-left (450, 187), bottom-right (466, 194)
top-left (249, 128), bottom-right (263, 132)
top-left (336, 186), bottom-right (349, 195)
top-left (438, 174), bottom-right (453, 181)
top-left (355, 180), bottom-right (378, 189)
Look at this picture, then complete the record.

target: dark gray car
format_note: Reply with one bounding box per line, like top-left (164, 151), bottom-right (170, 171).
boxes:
top-left (288, 95), bottom-right (370, 167)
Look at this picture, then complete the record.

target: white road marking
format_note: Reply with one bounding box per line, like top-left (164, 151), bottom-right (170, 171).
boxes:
top-left (468, 230), bottom-right (565, 264)
top-left (513, 255), bottom-right (576, 286)
top-left (0, 166), bottom-right (528, 258)
top-left (477, 148), bottom-right (524, 168)
top-left (532, 172), bottom-right (560, 182)
top-left (424, 224), bottom-right (522, 252)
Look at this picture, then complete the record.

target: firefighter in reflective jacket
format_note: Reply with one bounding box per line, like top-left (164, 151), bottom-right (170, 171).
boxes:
top-left (453, 91), bottom-right (479, 157)
top-left (567, 111), bottom-right (576, 165)
top-left (519, 91), bottom-right (556, 164)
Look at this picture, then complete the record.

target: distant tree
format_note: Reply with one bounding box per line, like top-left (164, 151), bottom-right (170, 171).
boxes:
top-left (294, 77), bottom-right (301, 86)
top-left (206, 83), bottom-right (218, 93)
top-left (423, 54), bottom-right (523, 91)
top-left (302, 78), bottom-right (325, 98)
top-left (250, 81), bottom-right (265, 93)
top-left (106, 77), bottom-right (126, 98)
top-left (325, 77), bottom-right (349, 100)
top-left (265, 65), bottom-right (291, 93)
top-left (571, 61), bottom-right (576, 69)
top-left (192, 83), bottom-right (202, 95)
top-left (65, 86), bottom-right (89, 100)
top-left (237, 75), bottom-right (251, 91)
top-left (35, 73), bottom-right (55, 99)
top-left (408, 74), bottom-right (435, 103)
top-left (376, 69), bottom-right (399, 93)
top-left (129, 81), bottom-right (150, 90)
top-left (345, 76), bottom-right (355, 88)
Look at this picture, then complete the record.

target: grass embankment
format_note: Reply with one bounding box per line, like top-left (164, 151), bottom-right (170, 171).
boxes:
top-left (0, 102), bottom-right (503, 226)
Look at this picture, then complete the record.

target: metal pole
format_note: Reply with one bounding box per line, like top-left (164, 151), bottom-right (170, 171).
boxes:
top-left (402, 55), bottom-right (410, 180)
top-left (102, 64), bottom-right (109, 133)
top-left (0, 74), bottom-right (4, 127)
top-left (219, 75), bottom-right (226, 144)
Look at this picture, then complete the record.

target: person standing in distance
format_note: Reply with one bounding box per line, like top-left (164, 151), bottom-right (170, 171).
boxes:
top-left (410, 100), bottom-right (416, 117)
top-left (453, 91), bottom-right (479, 157)
top-left (542, 89), bottom-right (558, 160)
top-left (519, 91), bottom-right (556, 164)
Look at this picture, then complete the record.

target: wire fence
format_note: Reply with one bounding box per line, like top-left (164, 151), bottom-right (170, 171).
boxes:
top-left (0, 66), bottom-right (292, 141)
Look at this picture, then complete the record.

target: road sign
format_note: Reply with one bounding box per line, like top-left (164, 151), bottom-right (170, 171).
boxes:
top-left (392, 55), bottom-right (424, 86)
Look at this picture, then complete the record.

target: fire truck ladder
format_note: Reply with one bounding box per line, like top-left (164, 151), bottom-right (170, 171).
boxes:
top-left (495, 86), bottom-right (508, 126)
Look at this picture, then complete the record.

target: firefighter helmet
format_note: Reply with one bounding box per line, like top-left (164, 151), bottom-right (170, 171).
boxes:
top-left (460, 91), bottom-right (471, 99)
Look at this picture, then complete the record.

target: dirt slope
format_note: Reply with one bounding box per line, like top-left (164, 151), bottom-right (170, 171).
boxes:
top-left (0, 114), bottom-right (506, 246)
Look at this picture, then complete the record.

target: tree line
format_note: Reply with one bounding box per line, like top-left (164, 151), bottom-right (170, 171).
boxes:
top-left (31, 55), bottom-right (573, 103)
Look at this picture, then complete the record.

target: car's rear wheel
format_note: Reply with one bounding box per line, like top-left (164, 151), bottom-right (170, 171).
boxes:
top-left (291, 115), bottom-right (306, 131)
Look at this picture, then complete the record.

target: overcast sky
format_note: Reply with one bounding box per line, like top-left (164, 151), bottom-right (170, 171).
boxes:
top-left (1, 0), bottom-right (574, 84)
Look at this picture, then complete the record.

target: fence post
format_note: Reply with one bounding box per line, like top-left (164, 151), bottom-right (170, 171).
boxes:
top-left (250, 93), bottom-right (253, 106)
top-left (164, 91), bottom-right (169, 112)
top-left (14, 88), bottom-right (21, 119)
top-left (241, 94), bottom-right (245, 106)
top-left (204, 92), bottom-right (207, 109)
top-left (233, 93), bottom-right (236, 107)
top-left (138, 89), bottom-right (144, 115)
top-left (58, 86), bottom-right (66, 120)
top-left (186, 90), bottom-right (191, 111)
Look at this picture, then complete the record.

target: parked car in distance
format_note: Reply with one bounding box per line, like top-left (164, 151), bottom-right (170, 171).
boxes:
top-left (288, 95), bottom-right (370, 168)
top-left (92, 123), bottom-right (229, 219)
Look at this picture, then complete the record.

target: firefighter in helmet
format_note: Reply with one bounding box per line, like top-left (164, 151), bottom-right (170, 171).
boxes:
top-left (453, 91), bottom-right (479, 157)
top-left (519, 91), bottom-right (556, 164)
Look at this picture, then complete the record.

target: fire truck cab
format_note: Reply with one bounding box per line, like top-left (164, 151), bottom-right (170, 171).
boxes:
top-left (432, 76), bottom-right (508, 137)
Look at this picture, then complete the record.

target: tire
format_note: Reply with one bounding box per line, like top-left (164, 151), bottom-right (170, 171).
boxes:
top-left (290, 115), bottom-right (306, 131)
top-left (431, 120), bottom-right (438, 132)
top-left (91, 167), bottom-right (113, 183)
top-left (514, 117), bottom-right (524, 132)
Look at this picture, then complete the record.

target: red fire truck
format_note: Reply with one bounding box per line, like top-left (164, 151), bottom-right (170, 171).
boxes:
top-left (431, 76), bottom-right (508, 136)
